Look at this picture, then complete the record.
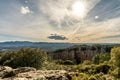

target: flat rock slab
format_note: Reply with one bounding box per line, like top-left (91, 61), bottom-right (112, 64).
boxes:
top-left (1, 70), bottom-right (68, 80)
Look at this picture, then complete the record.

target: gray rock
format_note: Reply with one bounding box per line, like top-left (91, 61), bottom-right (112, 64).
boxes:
top-left (14, 67), bottom-right (36, 74)
top-left (0, 66), bottom-right (71, 80)
top-left (0, 66), bottom-right (15, 78)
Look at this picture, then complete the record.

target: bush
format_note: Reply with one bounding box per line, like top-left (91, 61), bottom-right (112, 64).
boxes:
top-left (110, 68), bottom-right (120, 78)
top-left (88, 75), bottom-right (97, 80)
top-left (71, 73), bottom-right (80, 80)
top-left (92, 53), bottom-right (110, 64)
top-left (0, 48), bottom-right (48, 69)
top-left (110, 47), bottom-right (120, 78)
top-left (79, 64), bottom-right (95, 73)
top-left (110, 47), bottom-right (120, 68)
top-left (82, 76), bottom-right (88, 80)
top-left (42, 61), bottom-right (64, 70)
top-left (79, 73), bottom-right (88, 80)
top-left (94, 73), bottom-right (104, 79)
top-left (72, 75), bottom-right (78, 80)
top-left (89, 63), bottom-right (111, 74)
top-left (92, 54), bottom-right (99, 64)
top-left (82, 60), bottom-right (92, 65)
top-left (57, 60), bottom-right (74, 65)
top-left (96, 64), bottom-right (111, 74)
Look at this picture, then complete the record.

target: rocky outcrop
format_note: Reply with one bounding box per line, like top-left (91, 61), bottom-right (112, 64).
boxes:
top-left (15, 70), bottom-right (68, 80)
top-left (0, 66), bottom-right (15, 78)
top-left (0, 66), bottom-right (71, 80)
top-left (14, 67), bottom-right (36, 74)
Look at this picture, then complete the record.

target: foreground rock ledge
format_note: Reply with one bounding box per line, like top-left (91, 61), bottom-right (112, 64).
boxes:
top-left (0, 66), bottom-right (71, 80)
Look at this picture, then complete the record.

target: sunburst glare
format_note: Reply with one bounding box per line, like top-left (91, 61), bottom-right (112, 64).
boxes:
top-left (72, 1), bottom-right (86, 18)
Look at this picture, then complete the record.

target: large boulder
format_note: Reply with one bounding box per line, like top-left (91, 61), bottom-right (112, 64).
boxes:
top-left (0, 66), bottom-right (15, 78)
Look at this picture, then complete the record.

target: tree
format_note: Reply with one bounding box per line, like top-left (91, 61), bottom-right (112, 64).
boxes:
top-left (111, 47), bottom-right (120, 68)
top-left (92, 54), bottom-right (100, 64)
top-left (74, 48), bottom-right (82, 64)
top-left (0, 48), bottom-right (48, 69)
top-left (109, 47), bottom-right (120, 78)
top-left (92, 53), bottom-right (110, 64)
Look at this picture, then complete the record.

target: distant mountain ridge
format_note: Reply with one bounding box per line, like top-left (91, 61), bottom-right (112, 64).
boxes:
top-left (0, 41), bottom-right (76, 52)
top-left (0, 41), bottom-right (119, 52)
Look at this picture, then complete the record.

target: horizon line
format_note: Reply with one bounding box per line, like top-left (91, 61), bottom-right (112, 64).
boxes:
top-left (0, 41), bottom-right (120, 44)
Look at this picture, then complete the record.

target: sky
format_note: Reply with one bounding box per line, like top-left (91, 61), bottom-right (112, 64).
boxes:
top-left (0, 0), bottom-right (120, 43)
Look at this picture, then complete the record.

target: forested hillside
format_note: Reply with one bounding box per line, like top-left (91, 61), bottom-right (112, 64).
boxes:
top-left (51, 44), bottom-right (120, 64)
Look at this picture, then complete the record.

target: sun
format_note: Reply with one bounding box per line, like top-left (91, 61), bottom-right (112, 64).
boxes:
top-left (72, 1), bottom-right (85, 18)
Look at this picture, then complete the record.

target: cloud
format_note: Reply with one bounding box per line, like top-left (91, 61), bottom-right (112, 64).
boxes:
top-left (21, 6), bottom-right (31, 14)
top-left (25, 1), bottom-right (28, 3)
top-left (0, 0), bottom-right (120, 42)
top-left (48, 34), bottom-right (68, 40)
top-left (39, 0), bottom-right (101, 28)
top-left (0, 33), bottom-right (38, 41)
top-left (102, 34), bottom-right (120, 39)
top-left (69, 17), bottom-right (120, 42)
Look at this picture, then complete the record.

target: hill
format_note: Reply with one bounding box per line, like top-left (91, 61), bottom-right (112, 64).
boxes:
top-left (0, 41), bottom-right (75, 52)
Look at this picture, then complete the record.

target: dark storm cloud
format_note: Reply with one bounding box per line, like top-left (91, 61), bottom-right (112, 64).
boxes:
top-left (48, 34), bottom-right (68, 40)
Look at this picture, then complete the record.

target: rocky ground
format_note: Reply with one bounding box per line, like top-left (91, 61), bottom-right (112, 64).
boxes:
top-left (0, 66), bottom-right (73, 80)
top-left (0, 66), bottom-right (115, 80)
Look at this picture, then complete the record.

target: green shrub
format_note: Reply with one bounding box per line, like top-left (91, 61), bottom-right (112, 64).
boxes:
top-left (89, 63), bottom-right (111, 74)
top-left (92, 53), bottom-right (110, 64)
top-left (88, 75), bottom-right (97, 80)
top-left (110, 68), bottom-right (120, 78)
top-left (0, 48), bottom-right (48, 69)
top-left (92, 54), bottom-right (99, 64)
top-left (42, 61), bottom-right (64, 70)
top-left (82, 76), bottom-right (88, 80)
top-left (81, 65), bottom-right (92, 73)
top-left (72, 75), bottom-right (77, 80)
top-left (72, 73), bottom-right (81, 80)
top-left (79, 73), bottom-right (86, 76)
top-left (96, 64), bottom-right (111, 74)
top-left (111, 47), bottom-right (120, 68)
top-left (101, 77), bottom-right (106, 80)
top-left (79, 64), bottom-right (95, 73)
top-left (80, 73), bottom-right (88, 80)
top-left (82, 60), bottom-right (92, 65)
top-left (57, 60), bottom-right (74, 65)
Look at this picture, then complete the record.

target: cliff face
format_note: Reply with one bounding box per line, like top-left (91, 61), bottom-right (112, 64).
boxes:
top-left (51, 45), bottom-right (112, 63)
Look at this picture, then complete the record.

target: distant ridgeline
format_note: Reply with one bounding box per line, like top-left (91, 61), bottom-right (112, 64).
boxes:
top-left (50, 44), bottom-right (120, 64)
top-left (0, 41), bottom-right (75, 52)
top-left (0, 41), bottom-right (119, 52)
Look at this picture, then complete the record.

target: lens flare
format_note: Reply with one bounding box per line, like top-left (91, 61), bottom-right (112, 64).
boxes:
top-left (72, 1), bottom-right (85, 18)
